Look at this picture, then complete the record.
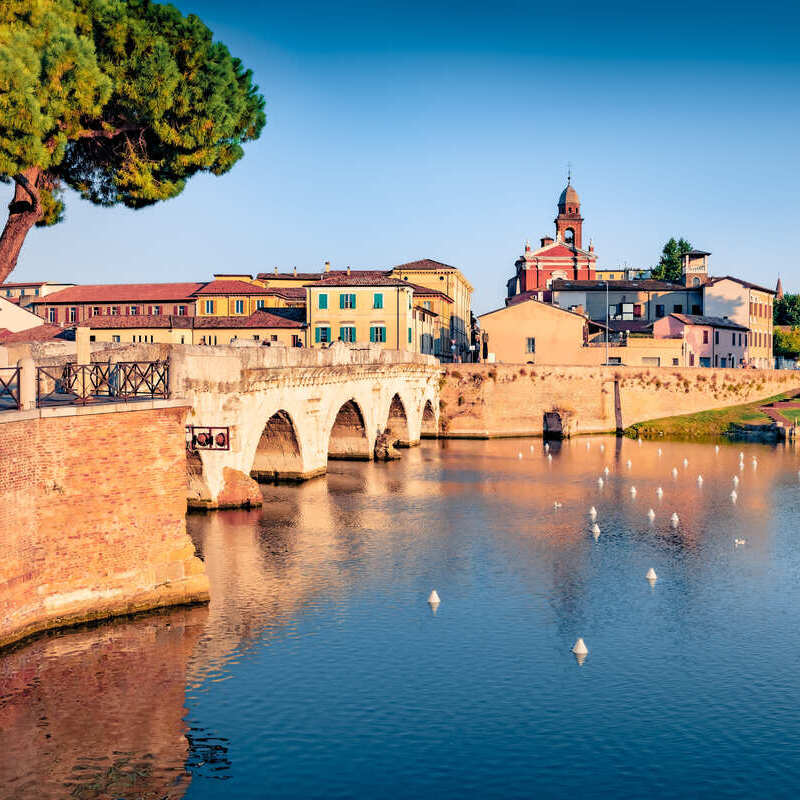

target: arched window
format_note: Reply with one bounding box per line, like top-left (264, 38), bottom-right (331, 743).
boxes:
top-left (564, 227), bottom-right (575, 244)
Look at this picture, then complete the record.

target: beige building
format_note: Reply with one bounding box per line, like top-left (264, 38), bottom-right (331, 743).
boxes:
top-left (390, 259), bottom-right (473, 359)
top-left (479, 297), bottom-right (685, 367)
top-left (0, 296), bottom-right (45, 334)
top-left (703, 277), bottom-right (775, 368)
top-left (83, 310), bottom-right (307, 347)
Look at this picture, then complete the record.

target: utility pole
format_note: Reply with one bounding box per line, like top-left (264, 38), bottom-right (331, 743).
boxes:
top-left (605, 281), bottom-right (609, 365)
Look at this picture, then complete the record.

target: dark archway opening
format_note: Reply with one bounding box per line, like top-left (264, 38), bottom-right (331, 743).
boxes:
top-left (386, 394), bottom-right (411, 447)
top-left (543, 411), bottom-right (564, 440)
top-left (328, 399), bottom-right (371, 460)
top-left (251, 410), bottom-right (305, 481)
top-left (421, 399), bottom-right (437, 438)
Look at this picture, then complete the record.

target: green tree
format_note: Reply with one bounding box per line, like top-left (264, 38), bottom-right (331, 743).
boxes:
top-left (651, 237), bottom-right (692, 283)
top-left (774, 327), bottom-right (800, 359)
top-left (0, 0), bottom-right (265, 282)
top-left (774, 293), bottom-right (800, 325)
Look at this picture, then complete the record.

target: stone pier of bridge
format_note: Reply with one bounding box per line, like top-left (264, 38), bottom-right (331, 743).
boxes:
top-left (170, 343), bottom-right (442, 509)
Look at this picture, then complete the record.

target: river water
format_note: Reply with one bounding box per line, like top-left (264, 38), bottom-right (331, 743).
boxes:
top-left (3, 438), bottom-right (800, 799)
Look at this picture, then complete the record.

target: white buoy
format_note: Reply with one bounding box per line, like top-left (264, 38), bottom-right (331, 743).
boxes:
top-left (530, 445), bottom-right (534, 452)
top-left (626, 459), bottom-right (632, 469)
top-left (734, 538), bottom-right (746, 546)
top-left (670, 512), bottom-right (679, 527)
top-left (645, 567), bottom-right (658, 582)
top-left (739, 461), bottom-right (745, 471)
top-left (598, 477), bottom-right (604, 487)
top-left (600, 444), bottom-right (605, 452)
top-left (589, 506), bottom-right (597, 519)
top-left (752, 457), bottom-right (758, 468)
top-left (647, 508), bottom-right (655, 521)
top-left (591, 523), bottom-right (601, 538)
top-left (545, 442), bottom-right (550, 452)
top-left (683, 458), bottom-right (689, 468)
top-left (518, 452), bottom-right (523, 459)
top-left (739, 451), bottom-right (744, 460)
top-left (572, 637), bottom-right (588, 655)
top-left (586, 441), bottom-right (591, 449)
top-left (553, 501), bottom-right (562, 509)
top-left (731, 489), bottom-right (738, 502)
top-left (733, 475), bottom-right (739, 486)
top-left (656, 487), bottom-right (664, 498)
top-left (603, 466), bottom-right (610, 476)
top-left (671, 467), bottom-right (678, 477)
top-left (427, 590), bottom-right (440, 606)
top-left (630, 486), bottom-right (637, 496)
top-left (657, 447), bottom-right (662, 456)
top-left (547, 453), bottom-right (553, 461)
top-left (697, 475), bottom-right (703, 486)
top-left (715, 444), bottom-right (720, 453)
top-left (638, 437), bottom-right (643, 445)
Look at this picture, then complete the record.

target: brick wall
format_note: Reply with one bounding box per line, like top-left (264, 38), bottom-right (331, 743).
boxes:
top-left (0, 403), bottom-right (209, 649)
top-left (440, 364), bottom-right (800, 437)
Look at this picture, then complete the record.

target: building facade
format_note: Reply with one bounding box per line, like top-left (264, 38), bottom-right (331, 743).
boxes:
top-left (653, 313), bottom-right (749, 368)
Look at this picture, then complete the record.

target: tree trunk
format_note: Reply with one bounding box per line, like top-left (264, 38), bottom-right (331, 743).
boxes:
top-left (0, 167), bottom-right (43, 284)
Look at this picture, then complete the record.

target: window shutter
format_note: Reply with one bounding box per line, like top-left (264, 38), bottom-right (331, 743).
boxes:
top-left (339, 294), bottom-right (345, 309)
top-left (370, 327), bottom-right (375, 343)
top-left (315, 327), bottom-right (321, 343)
top-left (350, 293), bottom-right (356, 309)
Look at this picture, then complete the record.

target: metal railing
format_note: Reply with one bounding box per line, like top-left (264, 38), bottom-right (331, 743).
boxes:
top-left (36, 360), bottom-right (169, 408)
top-left (0, 367), bottom-right (20, 410)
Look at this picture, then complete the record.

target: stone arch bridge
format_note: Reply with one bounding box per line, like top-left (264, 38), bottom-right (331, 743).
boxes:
top-left (169, 344), bottom-right (441, 509)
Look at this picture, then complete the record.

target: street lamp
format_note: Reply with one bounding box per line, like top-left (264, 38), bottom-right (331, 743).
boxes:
top-left (605, 280), bottom-right (609, 365)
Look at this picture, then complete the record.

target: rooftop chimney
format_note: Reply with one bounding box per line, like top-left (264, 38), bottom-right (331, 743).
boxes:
top-left (293, 266), bottom-right (297, 276)
top-left (324, 260), bottom-right (331, 272)
top-left (346, 265), bottom-right (351, 276)
top-left (541, 236), bottom-right (554, 247)
top-left (273, 266), bottom-right (278, 275)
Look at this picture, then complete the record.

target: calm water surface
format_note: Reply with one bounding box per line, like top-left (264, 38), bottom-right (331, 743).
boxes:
top-left (3, 438), bottom-right (800, 799)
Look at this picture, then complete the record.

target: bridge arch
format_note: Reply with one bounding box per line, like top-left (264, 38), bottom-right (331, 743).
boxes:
top-left (385, 392), bottom-right (412, 447)
top-left (328, 398), bottom-right (372, 460)
top-left (251, 409), bottom-right (306, 482)
top-left (421, 399), bottom-right (437, 438)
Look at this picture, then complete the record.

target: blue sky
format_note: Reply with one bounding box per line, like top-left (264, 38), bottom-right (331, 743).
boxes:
top-left (10, 0), bottom-right (800, 313)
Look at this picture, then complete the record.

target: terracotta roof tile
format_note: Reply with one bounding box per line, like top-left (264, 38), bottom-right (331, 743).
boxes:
top-left (313, 273), bottom-right (410, 287)
top-left (31, 282), bottom-right (204, 304)
top-left (393, 259), bottom-right (458, 271)
top-left (670, 313), bottom-right (749, 331)
top-left (83, 309), bottom-right (305, 330)
top-left (84, 314), bottom-right (193, 329)
top-left (706, 276), bottom-right (776, 295)
top-left (0, 324), bottom-right (75, 343)
top-left (192, 280), bottom-right (270, 296)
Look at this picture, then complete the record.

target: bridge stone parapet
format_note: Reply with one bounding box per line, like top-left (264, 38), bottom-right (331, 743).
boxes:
top-left (170, 343), bottom-right (442, 509)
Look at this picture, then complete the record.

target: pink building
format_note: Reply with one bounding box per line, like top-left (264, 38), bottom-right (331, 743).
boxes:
top-left (654, 313), bottom-right (749, 368)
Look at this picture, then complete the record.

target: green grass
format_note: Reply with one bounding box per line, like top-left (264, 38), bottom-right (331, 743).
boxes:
top-left (776, 407), bottom-right (800, 424)
top-left (625, 392), bottom-right (794, 440)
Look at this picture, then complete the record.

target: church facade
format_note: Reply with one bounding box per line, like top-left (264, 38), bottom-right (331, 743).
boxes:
top-left (506, 181), bottom-right (597, 301)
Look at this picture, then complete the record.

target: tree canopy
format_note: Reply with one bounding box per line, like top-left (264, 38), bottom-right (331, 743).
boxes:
top-left (0, 0), bottom-right (266, 281)
top-left (650, 237), bottom-right (692, 283)
top-left (774, 293), bottom-right (800, 326)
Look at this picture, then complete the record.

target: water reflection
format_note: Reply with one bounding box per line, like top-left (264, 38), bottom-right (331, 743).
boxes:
top-left (3, 437), bottom-right (800, 799)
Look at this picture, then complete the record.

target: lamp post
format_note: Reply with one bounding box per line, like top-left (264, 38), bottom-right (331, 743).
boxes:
top-left (605, 280), bottom-right (609, 365)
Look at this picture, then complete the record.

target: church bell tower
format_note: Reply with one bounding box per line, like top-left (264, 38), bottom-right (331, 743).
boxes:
top-left (555, 177), bottom-right (583, 250)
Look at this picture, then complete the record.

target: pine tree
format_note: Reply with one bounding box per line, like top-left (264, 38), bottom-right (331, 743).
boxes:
top-left (651, 237), bottom-right (692, 283)
top-left (0, 0), bottom-right (266, 281)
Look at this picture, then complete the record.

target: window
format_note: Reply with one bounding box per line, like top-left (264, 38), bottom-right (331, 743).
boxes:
top-left (89, 335), bottom-right (96, 342)
top-left (673, 304), bottom-right (683, 313)
top-left (408, 326), bottom-right (412, 344)
top-left (373, 293), bottom-right (383, 309)
top-left (633, 304), bottom-right (642, 318)
top-left (256, 300), bottom-right (265, 310)
top-left (691, 304), bottom-right (702, 315)
top-left (292, 335), bottom-right (302, 347)
top-left (318, 293), bottom-right (328, 310)
top-left (339, 326), bottom-right (356, 342)
top-left (91, 306), bottom-right (101, 316)
top-left (253, 335), bottom-right (260, 341)
top-left (235, 299), bottom-right (244, 314)
top-left (701, 329), bottom-right (709, 344)
top-left (315, 326), bottom-right (331, 344)
top-left (339, 293), bottom-right (356, 310)
top-left (270, 334), bottom-right (278, 342)
top-left (700, 357), bottom-right (711, 367)
top-left (112, 335), bottom-right (121, 343)
top-left (370, 326), bottom-right (387, 343)
top-left (204, 300), bottom-right (214, 314)
top-left (151, 305), bottom-right (160, 315)
top-left (68, 307), bottom-right (77, 323)
top-left (672, 358), bottom-right (679, 366)
top-left (34, 288), bottom-right (39, 296)
top-left (689, 353), bottom-right (695, 366)
top-left (715, 331), bottom-right (719, 345)
top-left (129, 306), bottom-right (139, 315)
top-left (423, 301), bottom-right (432, 310)
top-left (655, 304), bottom-right (665, 318)
top-left (526, 337), bottom-right (536, 354)
top-left (48, 308), bottom-right (56, 323)
top-left (178, 305), bottom-right (187, 316)
top-left (732, 332), bottom-right (736, 345)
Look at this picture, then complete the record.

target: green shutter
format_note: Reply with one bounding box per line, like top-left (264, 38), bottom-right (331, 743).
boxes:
top-left (339, 294), bottom-right (345, 309)
top-left (315, 327), bottom-right (321, 343)
top-left (369, 327), bottom-right (375, 343)
top-left (319, 293), bottom-right (327, 310)
top-left (374, 293), bottom-right (383, 309)
top-left (408, 327), bottom-right (412, 344)
top-left (351, 293), bottom-right (356, 309)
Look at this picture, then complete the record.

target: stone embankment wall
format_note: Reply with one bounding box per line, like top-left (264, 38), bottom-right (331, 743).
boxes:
top-left (0, 401), bottom-right (209, 649)
top-left (440, 364), bottom-right (800, 437)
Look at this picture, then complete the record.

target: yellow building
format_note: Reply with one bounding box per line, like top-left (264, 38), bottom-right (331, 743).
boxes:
top-left (389, 259), bottom-right (473, 359)
top-left (703, 277), bottom-right (775, 368)
top-left (82, 310), bottom-right (307, 347)
top-left (193, 279), bottom-right (304, 316)
top-left (595, 269), bottom-right (625, 281)
top-left (306, 273), bottom-right (414, 350)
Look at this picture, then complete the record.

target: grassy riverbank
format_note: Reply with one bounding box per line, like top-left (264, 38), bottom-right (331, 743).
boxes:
top-left (624, 392), bottom-right (791, 440)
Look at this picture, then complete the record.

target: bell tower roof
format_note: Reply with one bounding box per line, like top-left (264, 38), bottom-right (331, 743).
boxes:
top-left (558, 182), bottom-right (580, 211)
